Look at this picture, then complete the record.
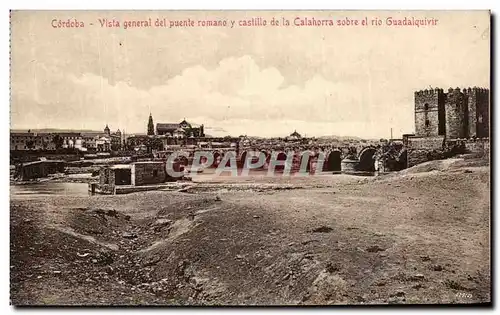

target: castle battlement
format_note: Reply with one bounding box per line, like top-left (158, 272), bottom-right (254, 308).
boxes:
top-left (415, 88), bottom-right (444, 96)
top-left (439, 87), bottom-right (490, 95)
top-left (414, 86), bottom-right (489, 140)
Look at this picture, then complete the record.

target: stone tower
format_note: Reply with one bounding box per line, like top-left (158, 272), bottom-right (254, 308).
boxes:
top-left (445, 87), bottom-right (468, 139)
top-left (147, 113), bottom-right (155, 136)
top-left (414, 86), bottom-right (489, 140)
top-left (414, 88), bottom-right (445, 137)
top-left (465, 87), bottom-right (490, 138)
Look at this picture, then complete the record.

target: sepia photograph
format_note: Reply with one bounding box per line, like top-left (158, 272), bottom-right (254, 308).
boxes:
top-left (9, 10), bottom-right (491, 306)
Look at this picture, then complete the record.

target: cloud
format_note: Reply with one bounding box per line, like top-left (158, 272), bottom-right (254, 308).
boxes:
top-left (12, 55), bottom-right (409, 138)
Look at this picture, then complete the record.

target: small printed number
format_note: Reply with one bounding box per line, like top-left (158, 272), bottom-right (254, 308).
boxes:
top-left (456, 292), bottom-right (472, 298)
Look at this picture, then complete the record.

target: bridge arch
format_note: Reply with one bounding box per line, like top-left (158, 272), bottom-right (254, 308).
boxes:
top-left (324, 149), bottom-right (342, 172)
top-left (358, 147), bottom-right (377, 172)
top-left (212, 151), bottom-right (221, 168)
top-left (240, 151), bottom-right (248, 168)
top-left (239, 150), bottom-right (268, 169)
top-left (299, 151), bottom-right (313, 173)
top-left (398, 149), bottom-right (408, 170)
top-left (275, 151), bottom-right (288, 171)
top-left (221, 151), bottom-right (237, 167)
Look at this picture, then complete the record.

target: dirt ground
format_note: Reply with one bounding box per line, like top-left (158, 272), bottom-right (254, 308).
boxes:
top-left (10, 157), bottom-right (490, 305)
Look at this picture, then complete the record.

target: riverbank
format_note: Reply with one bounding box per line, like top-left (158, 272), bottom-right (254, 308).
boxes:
top-left (10, 157), bottom-right (490, 305)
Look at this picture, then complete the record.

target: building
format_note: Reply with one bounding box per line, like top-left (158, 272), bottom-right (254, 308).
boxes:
top-left (81, 132), bottom-right (100, 150)
top-left (406, 86), bottom-right (490, 167)
top-left (11, 132), bottom-right (41, 150)
top-left (14, 160), bottom-right (65, 181)
top-left (10, 131), bottom-right (67, 151)
top-left (126, 135), bottom-right (148, 149)
top-left (414, 87), bottom-right (489, 139)
top-left (96, 161), bottom-right (181, 194)
top-left (147, 114), bottom-right (155, 136)
top-left (155, 117), bottom-right (205, 138)
top-left (96, 136), bottom-right (111, 152)
top-left (58, 132), bottom-right (83, 149)
top-left (287, 130), bottom-right (302, 141)
top-left (10, 125), bottom-right (123, 152)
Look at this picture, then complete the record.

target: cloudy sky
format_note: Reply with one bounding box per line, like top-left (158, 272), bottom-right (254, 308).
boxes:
top-left (10, 11), bottom-right (489, 138)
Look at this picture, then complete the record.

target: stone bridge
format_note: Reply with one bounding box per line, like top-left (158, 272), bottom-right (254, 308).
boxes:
top-left (155, 144), bottom-right (382, 173)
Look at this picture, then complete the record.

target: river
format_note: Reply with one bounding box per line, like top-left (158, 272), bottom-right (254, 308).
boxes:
top-left (10, 182), bottom-right (89, 198)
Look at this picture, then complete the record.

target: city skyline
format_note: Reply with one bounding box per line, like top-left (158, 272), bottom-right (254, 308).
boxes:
top-left (10, 11), bottom-right (490, 138)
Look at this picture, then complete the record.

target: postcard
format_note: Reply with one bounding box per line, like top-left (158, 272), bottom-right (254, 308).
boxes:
top-left (10, 10), bottom-right (490, 306)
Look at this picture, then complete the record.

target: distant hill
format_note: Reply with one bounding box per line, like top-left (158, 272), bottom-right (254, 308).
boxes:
top-left (317, 135), bottom-right (363, 141)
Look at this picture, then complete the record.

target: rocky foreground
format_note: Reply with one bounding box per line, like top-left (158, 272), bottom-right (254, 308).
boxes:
top-left (10, 157), bottom-right (490, 305)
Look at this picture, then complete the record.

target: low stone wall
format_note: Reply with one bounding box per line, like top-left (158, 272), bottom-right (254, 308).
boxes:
top-left (407, 136), bottom-right (445, 150)
top-left (133, 162), bottom-right (167, 186)
top-left (341, 159), bottom-right (358, 174)
top-left (461, 138), bottom-right (490, 155)
top-left (407, 138), bottom-right (482, 167)
top-left (98, 167), bottom-right (115, 194)
top-left (407, 150), bottom-right (431, 167)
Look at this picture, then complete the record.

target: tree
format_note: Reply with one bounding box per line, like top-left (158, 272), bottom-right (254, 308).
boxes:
top-left (145, 137), bottom-right (163, 153)
top-left (52, 135), bottom-right (64, 150)
top-left (25, 140), bottom-right (35, 150)
top-left (345, 147), bottom-right (358, 160)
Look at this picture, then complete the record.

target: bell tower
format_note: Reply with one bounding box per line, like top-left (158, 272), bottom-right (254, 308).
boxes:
top-left (147, 113), bottom-right (155, 135)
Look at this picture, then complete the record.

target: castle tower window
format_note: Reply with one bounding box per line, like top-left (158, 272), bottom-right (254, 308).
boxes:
top-left (424, 103), bottom-right (429, 111)
top-left (425, 119), bottom-right (430, 127)
top-left (478, 115), bottom-right (483, 123)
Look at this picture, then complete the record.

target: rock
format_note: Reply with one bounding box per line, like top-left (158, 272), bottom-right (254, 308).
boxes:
top-left (106, 209), bottom-right (118, 217)
top-left (391, 290), bottom-right (405, 297)
top-left (412, 283), bottom-right (423, 290)
top-left (409, 274), bottom-right (425, 281)
top-left (366, 245), bottom-right (385, 253)
top-left (420, 255), bottom-right (431, 262)
top-left (431, 264), bottom-right (444, 271)
top-left (303, 253), bottom-right (314, 260)
top-left (288, 242), bottom-right (295, 246)
top-left (215, 195), bottom-right (222, 202)
top-left (464, 169), bottom-right (473, 173)
top-left (253, 215), bottom-right (260, 219)
top-left (325, 262), bottom-right (340, 273)
top-left (153, 218), bottom-right (173, 227)
top-left (355, 295), bottom-right (365, 302)
top-left (122, 232), bottom-right (137, 239)
top-left (311, 226), bottom-right (333, 233)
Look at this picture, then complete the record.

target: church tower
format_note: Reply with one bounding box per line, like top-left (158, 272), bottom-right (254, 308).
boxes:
top-left (104, 124), bottom-right (110, 136)
top-left (147, 113), bottom-right (155, 136)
